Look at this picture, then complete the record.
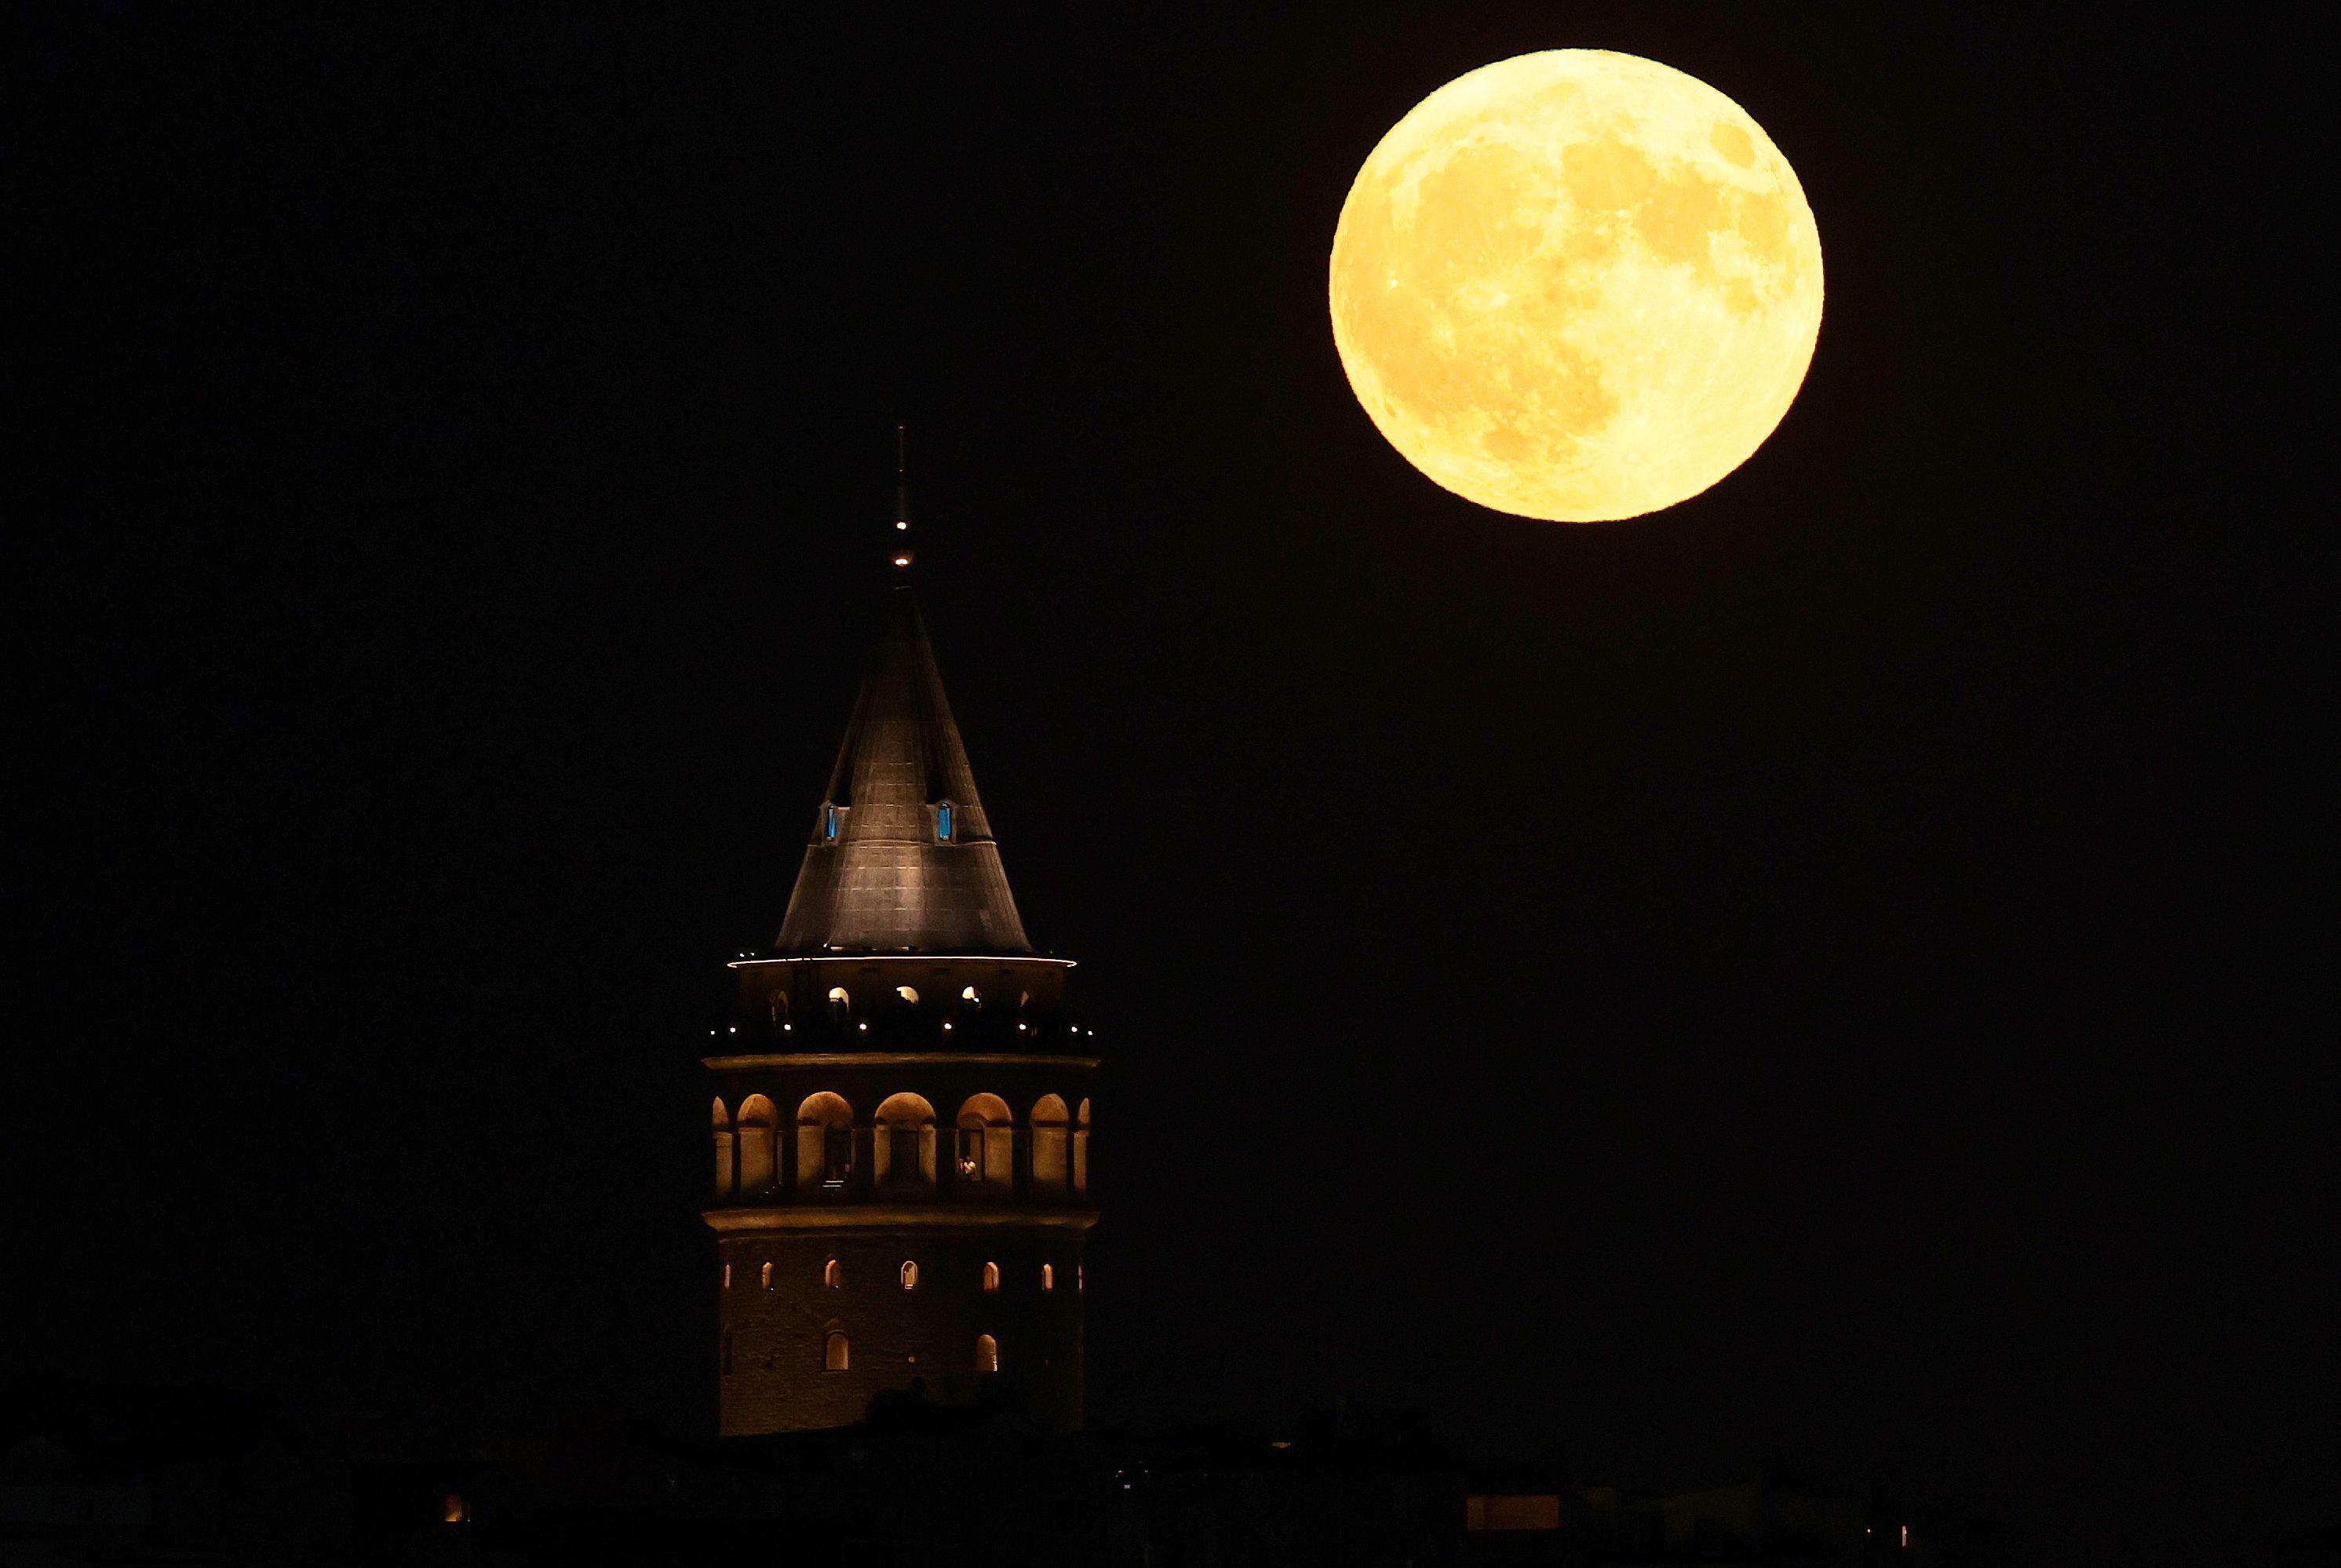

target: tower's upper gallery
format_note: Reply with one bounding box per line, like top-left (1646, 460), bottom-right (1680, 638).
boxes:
top-left (774, 588), bottom-right (1033, 956)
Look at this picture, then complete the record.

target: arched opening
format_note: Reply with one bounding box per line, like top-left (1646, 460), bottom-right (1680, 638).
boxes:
top-left (873, 1092), bottom-right (938, 1187)
top-left (826, 986), bottom-right (851, 1025)
top-left (975, 1334), bottom-right (999, 1374)
top-left (955, 1093), bottom-right (1013, 1194)
top-left (737, 1094), bottom-right (778, 1194)
top-left (900, 1260), bottom-right (919, 1290)
top-left (768, 991), bottom-right (789, 1029)
top-left (797, 1092), bottom-right (855, 1189)
top-left (825, 1332), bottom-right (850, 1372)
top-left (1074, 1097), bottom-right (1092, 1195)
top-left (982, 1260), bottom-right (1000, 1293)
top-left (760, 1261), bottom-right (772, 1289)
top-left (721, 1262), bottom-right (731, 1290)
top-left (895, 984), bottom-right (919, 1005)
top-left (1041, 1262), bottom-right (1055, 1291)
top-left (710, 1098), bottom-right (735, 1198)
top-left (960, 985), bottom-right (982, 1010)
top-left (823, 1257), bottom-right (842, 1289)
top-left (1030, 1094), bottom-right (1071, 1195)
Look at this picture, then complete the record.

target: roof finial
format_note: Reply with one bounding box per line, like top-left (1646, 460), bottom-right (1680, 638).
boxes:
top-left (888, 423), bottom-right (914, 575)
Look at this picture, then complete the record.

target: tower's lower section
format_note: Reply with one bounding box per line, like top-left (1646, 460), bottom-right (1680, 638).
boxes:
top-left (714, 1211), bottom-right (1090, 1437)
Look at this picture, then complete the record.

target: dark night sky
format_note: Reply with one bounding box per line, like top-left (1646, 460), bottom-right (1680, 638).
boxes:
top-left (18, 4), bottom-right (2332, 1549)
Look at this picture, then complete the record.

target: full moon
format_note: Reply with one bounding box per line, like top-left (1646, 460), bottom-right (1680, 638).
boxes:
top-left (1329, 50), bottom-right (1822, 522)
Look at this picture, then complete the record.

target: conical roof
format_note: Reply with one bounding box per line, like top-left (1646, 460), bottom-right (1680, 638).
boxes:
top-left (773, 588), bottom-right (1032, 955)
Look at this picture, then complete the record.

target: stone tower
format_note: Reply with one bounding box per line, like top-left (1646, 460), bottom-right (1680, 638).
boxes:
top-left (703, 441), bottom-right (1096, 1437)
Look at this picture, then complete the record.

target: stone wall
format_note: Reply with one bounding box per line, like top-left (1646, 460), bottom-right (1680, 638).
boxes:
top-left (717, 1230), bottom-right (1087, 1435)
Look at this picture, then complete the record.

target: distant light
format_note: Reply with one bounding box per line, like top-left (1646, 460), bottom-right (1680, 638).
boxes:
top-left (943, 1021), bottom-right (952, 1030)
top-left (728, 1026), bottom-right (737, 1034)
top-left (892, 555), bottom-right (911, 567)
top-left (895, 520), bottom-right (908, 531)
top-left (859, 1022), bottom-right (869, 1031)
top-left (783, 1023), bottom-right (793, 1031)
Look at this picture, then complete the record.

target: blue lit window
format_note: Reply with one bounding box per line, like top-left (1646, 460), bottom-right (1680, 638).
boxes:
top-left (824, 805), bottom-right (838, 841)
top-left (937, 804), bottom-right (954, 841)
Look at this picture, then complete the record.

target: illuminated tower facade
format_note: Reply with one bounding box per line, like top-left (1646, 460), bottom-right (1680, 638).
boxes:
top-left (703, 442), bottom-right (1096, 1436)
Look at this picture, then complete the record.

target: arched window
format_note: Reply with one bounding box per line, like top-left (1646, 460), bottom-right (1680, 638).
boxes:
top-left (797, 1092), bottom-right (854, 1188)
top-left (955, 1093), bottom-right (1013, 1194)
top-left (711, 1097), bottom-right (735, 1198)
top-left (961, 985), bottom-right (981, 1009)
top-left (737, 1094), bottom-right (778, 1194)
top-left (721, 1263), bottom-right (731, 1290)
top-left (1041, 1262), bottom-right (1055, 1292)
top-left (937, 802), bottom-right (954, 841)
top-left (975, 1334), bottom-right (999, 1373)
top-left (873, 1092), bottom-right (938, 1187)
top-left (1074, 1097), bottom-right (1092, 1196)
top-left (826, 986), bottom-right (851, 1021)
top-left (825, 1331), bottom-right (850, 1371)
top-left (1031, 1094), bottom-right (1071, 1195)
top-left (823, 1257), bottom-right (842, 1289)
top-left (900, 1260), bottom-right (919, 1290)
top-left (895, 985), bottom-right (919, 1005)
top-left (982, 1260), bottom-right (1000, 1293)
top-left (760, 1261), bottom-right (773, 1289)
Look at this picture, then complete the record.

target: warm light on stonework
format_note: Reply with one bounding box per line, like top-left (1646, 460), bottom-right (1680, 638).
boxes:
top-left (708, 556), bottom-right (1097, 1440)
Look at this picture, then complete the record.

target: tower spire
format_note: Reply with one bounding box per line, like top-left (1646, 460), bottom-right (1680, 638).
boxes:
top-left (773, 430), bottom-right (1030, 957)
top-left (888, 423), bottom-right (914, 575)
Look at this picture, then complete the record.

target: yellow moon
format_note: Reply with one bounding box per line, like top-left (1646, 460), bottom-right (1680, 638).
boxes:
top-left (1329, 50), bottom-right (1822, 522)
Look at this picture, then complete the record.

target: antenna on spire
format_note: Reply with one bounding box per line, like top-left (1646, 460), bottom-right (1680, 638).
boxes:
top-left (888, 423), bottom-right (915, 575)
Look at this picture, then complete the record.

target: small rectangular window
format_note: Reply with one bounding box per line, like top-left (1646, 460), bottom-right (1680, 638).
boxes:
top-left (937, 804), bottom-right (954, 840)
